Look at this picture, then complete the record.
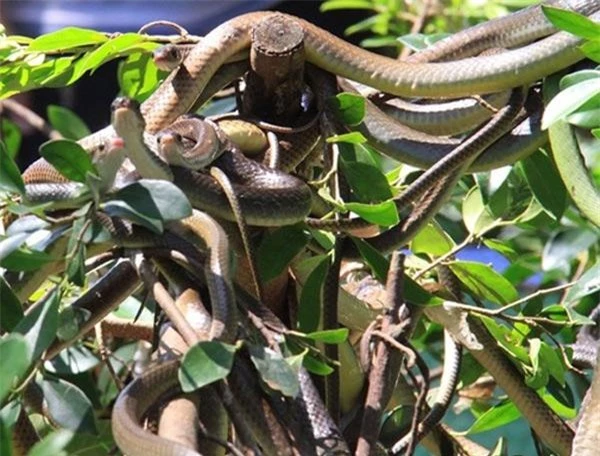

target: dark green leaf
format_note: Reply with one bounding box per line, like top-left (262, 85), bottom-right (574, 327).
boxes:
top-left (257, 225), bottom-right (310, 282)
top-left (27, 27), bottom-right (107, 52)
top-left (542, 228), bottom-right (598, 271)
top-left (66, 217), bottom-right (87, 286)
top-left (448, 261), bottom-right (518, 305)
top-left (0, 141), bottom-right (25, 195)
top-left (40, 376), bottom-right (97, 434)
top-left (0, 416), bottom-right (11, 456)
top-left (28, 429), bottom-right (73, 456)
top-left (542, 5), bottom-right (600, 39)
top-left (351, 237), bottom-right (389, 282)
top-left (527, 338), bottom-right (550, 390)
top-left (304, 328), bottom-right (349, 344)
top-left (345, 201), bottom-right (398, 226)
top-left (46, 105), bottom-right (91, 140)
top-left (520, 150), bottom-right (566, 220)
top-left (537, 340), bottom-right (565, 387)
top-left (44, 345), bottom-right (99, 375)
top-left (0, 247), bottom-right (55, 271)
top-left (249, 345), bottom-right (299, 397)
top-left (302, 353), bottom-right (334, 376)
top-left (0, 276), bottom-right (23, 332)
top-left (14, 288), bottom-right (60, 361)
top-left (39, 139), bottom-right (97, 183)
top-left (0, 334), bottom-right (30, 405)
top-left (564, 262), bottom-right (600, 306)
top-left (1, 118), bottom-right (22, 158)
top-left (466, 400), bottom-right (520, 434)
top-left (179, 341), bottom-right (238, 392)
top-left (340, 160), bottom-right (393, 202)
top-left (298, 255), bottom-right (329, 333)
top-left (332, 92), bottom-right (365, 126)
top-left (102, 179), bottom-right (192, 234)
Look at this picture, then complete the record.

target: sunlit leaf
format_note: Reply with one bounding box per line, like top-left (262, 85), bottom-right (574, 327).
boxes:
top-left (304, 328), bottom-right (349, 344)
top-left (449, 261), bottom-right (518, 305)
top-left (542, 5), bottom-right (600, 39)
top-left (345, 201), bottom-right (398, 226)
top-left (411, 222), bottom-right (455, 256)
top-left (542, 78), bottom-right (600, 129)
top-left (332, 92), bottom-right (365, 126)
top-left (28, 429), bottom-right (73, 456)
top-left (564, 262), bottom-right (600, 306)
top-left (27, 27), bottom-right (107, 52)
top-left (466, 400), bottom-right (520, 434)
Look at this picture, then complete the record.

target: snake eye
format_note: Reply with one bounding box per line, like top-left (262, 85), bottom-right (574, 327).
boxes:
top-left (98, 144), bottom-right (105, 152)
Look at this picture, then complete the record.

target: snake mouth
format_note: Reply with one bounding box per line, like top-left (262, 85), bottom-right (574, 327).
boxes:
top-left (110, 136), bottom-right (126, 150)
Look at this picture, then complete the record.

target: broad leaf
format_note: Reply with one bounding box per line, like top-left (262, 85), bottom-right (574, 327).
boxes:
top-left (332, 92), bottom-right (365, 126)
top-left (520, 150), bottom-right (566, 220)
top-left (0, 276), bottom-right (23, 332)
top-left (448, 261), bottom-right (518, 305)
top-left (564, 262), bottom-right (600, 306)
top-left (28, 429), bottom-right (73, 456)
top-left (39, 139), bottom-right (97, 183)
top-left (257, 225), bottom-right (310, 281)
top-left (304, 328), bottom-right (349, 344)
top-left (0, 141), bottom-right (25, 195)
top-left (1, 118), bottom-right (22, 158)
top-left (345, 201), bottom-right (399, 226)
top-left (249, 345), bottom-right (300, 397)
top-left (179, 341), bottom-right (238, 392)
top-left (102, 179), bottom-right (192, 234)
top-left (40, 376), bottom-right (97, 434)
top-left (466, 400), bottom-right (520, 434)
top-left (298, 255), bottom-right (329, 332)
top-left (0, 334), bottom-right (30, 405)
top-left (27, 27), bottom-right (107, 52)
top-left (47, 105), bottom-right (91, 140)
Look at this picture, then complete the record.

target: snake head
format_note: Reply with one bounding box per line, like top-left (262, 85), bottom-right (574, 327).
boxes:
top-left (153, 44), bottom-right (184, 72)
top-left (111, 97), bottom-right (146, 136)
top-left (157, 119), bottom-right (225, 170)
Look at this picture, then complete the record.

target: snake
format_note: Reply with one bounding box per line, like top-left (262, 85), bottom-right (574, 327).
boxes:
top-left (139, 3), bottom-right (600, 133)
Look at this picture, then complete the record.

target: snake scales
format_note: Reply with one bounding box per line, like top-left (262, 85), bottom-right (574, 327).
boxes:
top-left (11, 1), bottom-right (600, 455)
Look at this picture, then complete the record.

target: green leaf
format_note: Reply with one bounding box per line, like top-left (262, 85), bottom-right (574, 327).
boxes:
top-left (40, 376), bottom-right (97, 434)
top-left (0, 334), bottom-right (30, 405)
top-left (340, 160), bottom-right (393, 202)
top-left (410, 221), bottom-right (455, 256)
top-left (326, 132), bottom-right (367, 144)
top-left (257, 225), bottom-right (310, 282)
top-left (0, 276), bottom-right (23, 332)
top-left (118, 52), bottom-right (161, 102)
top-left (304, 328), bottom-right (349, 344)
top-left (448, 261), bottom-right (518, 305)
top-left (28, 429), bottom-right (73, 456)
top-left (397, 33), bottom-right (450, 51)
top-left (249, 345), bottom-right (299, 397)
top-left (345, 201), bottom-right (398, 226)
top-left (44, 345), bottom-right (99, 375)
top-left (332, 92), bottom-right (365, 126)
top-left (179, 341), bottom-right (238, 392)
top-left (320, 0), bottom-right (374, 12)
top-left (542, 228), bottom-right (599, 271)
top-left (520, 150), bottom-right (566, 220)
top-left (14, 288), bottom-right (60, 361)
top-left (542, 5), bottom-right (600, 39)
top-left (298, 255), bottom-right (329, 333)
top-left (0, 416), bottom-right (12, 456)
top-left (66, 217), bottom-right (87, 286)
top-left (462, 187), bottom-right (498, 235)
top-left (27, 27), bottom-right (107, 52)
top-left (0, 233), bottom-right (29, 261)
top-left (72, 33), bottom-right (144, 79)
top-left (480, 316), bottom-right (530, 363)
top-left (466, 400), bottom-right (520, 434)
top-left (581, 40), bottom-right (600, 62)
top-left (527, 338), bottom-right (549, 390)
top-left (542, 78), bottom-right (600, 129)
top-left (564, 262), bottom-right (600, 306)
top-left (0, 247), bottom-right (55, 271)
top-left (302, 353), bottom-right (334, 376)
top-left (351, 237), bottom-right (389, 282)
top-left (0, 141), bottom-right (25, 195)
top-left (102, 179), bottom-right (192, 234)
top-left (46, 105), bottom-right (91, 140)
top-left (39, 139), bottom-right (97, 183)
top-left (1, 118), bottom-right (22, 158)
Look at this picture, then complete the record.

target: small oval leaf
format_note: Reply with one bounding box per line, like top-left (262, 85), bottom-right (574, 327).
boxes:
top-left (179, 341), bottom-right (238, 393)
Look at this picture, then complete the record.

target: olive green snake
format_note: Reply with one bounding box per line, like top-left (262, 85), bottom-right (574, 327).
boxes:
top-left (14, 1), bottom-right (600, 454)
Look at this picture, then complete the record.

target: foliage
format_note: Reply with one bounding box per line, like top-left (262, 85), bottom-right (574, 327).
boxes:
top-left (0, 3), bottom-right (599, 456)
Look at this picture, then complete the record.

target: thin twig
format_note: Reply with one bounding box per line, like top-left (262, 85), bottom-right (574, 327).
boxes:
top-left (1, 98), bottom-right (62, 140)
